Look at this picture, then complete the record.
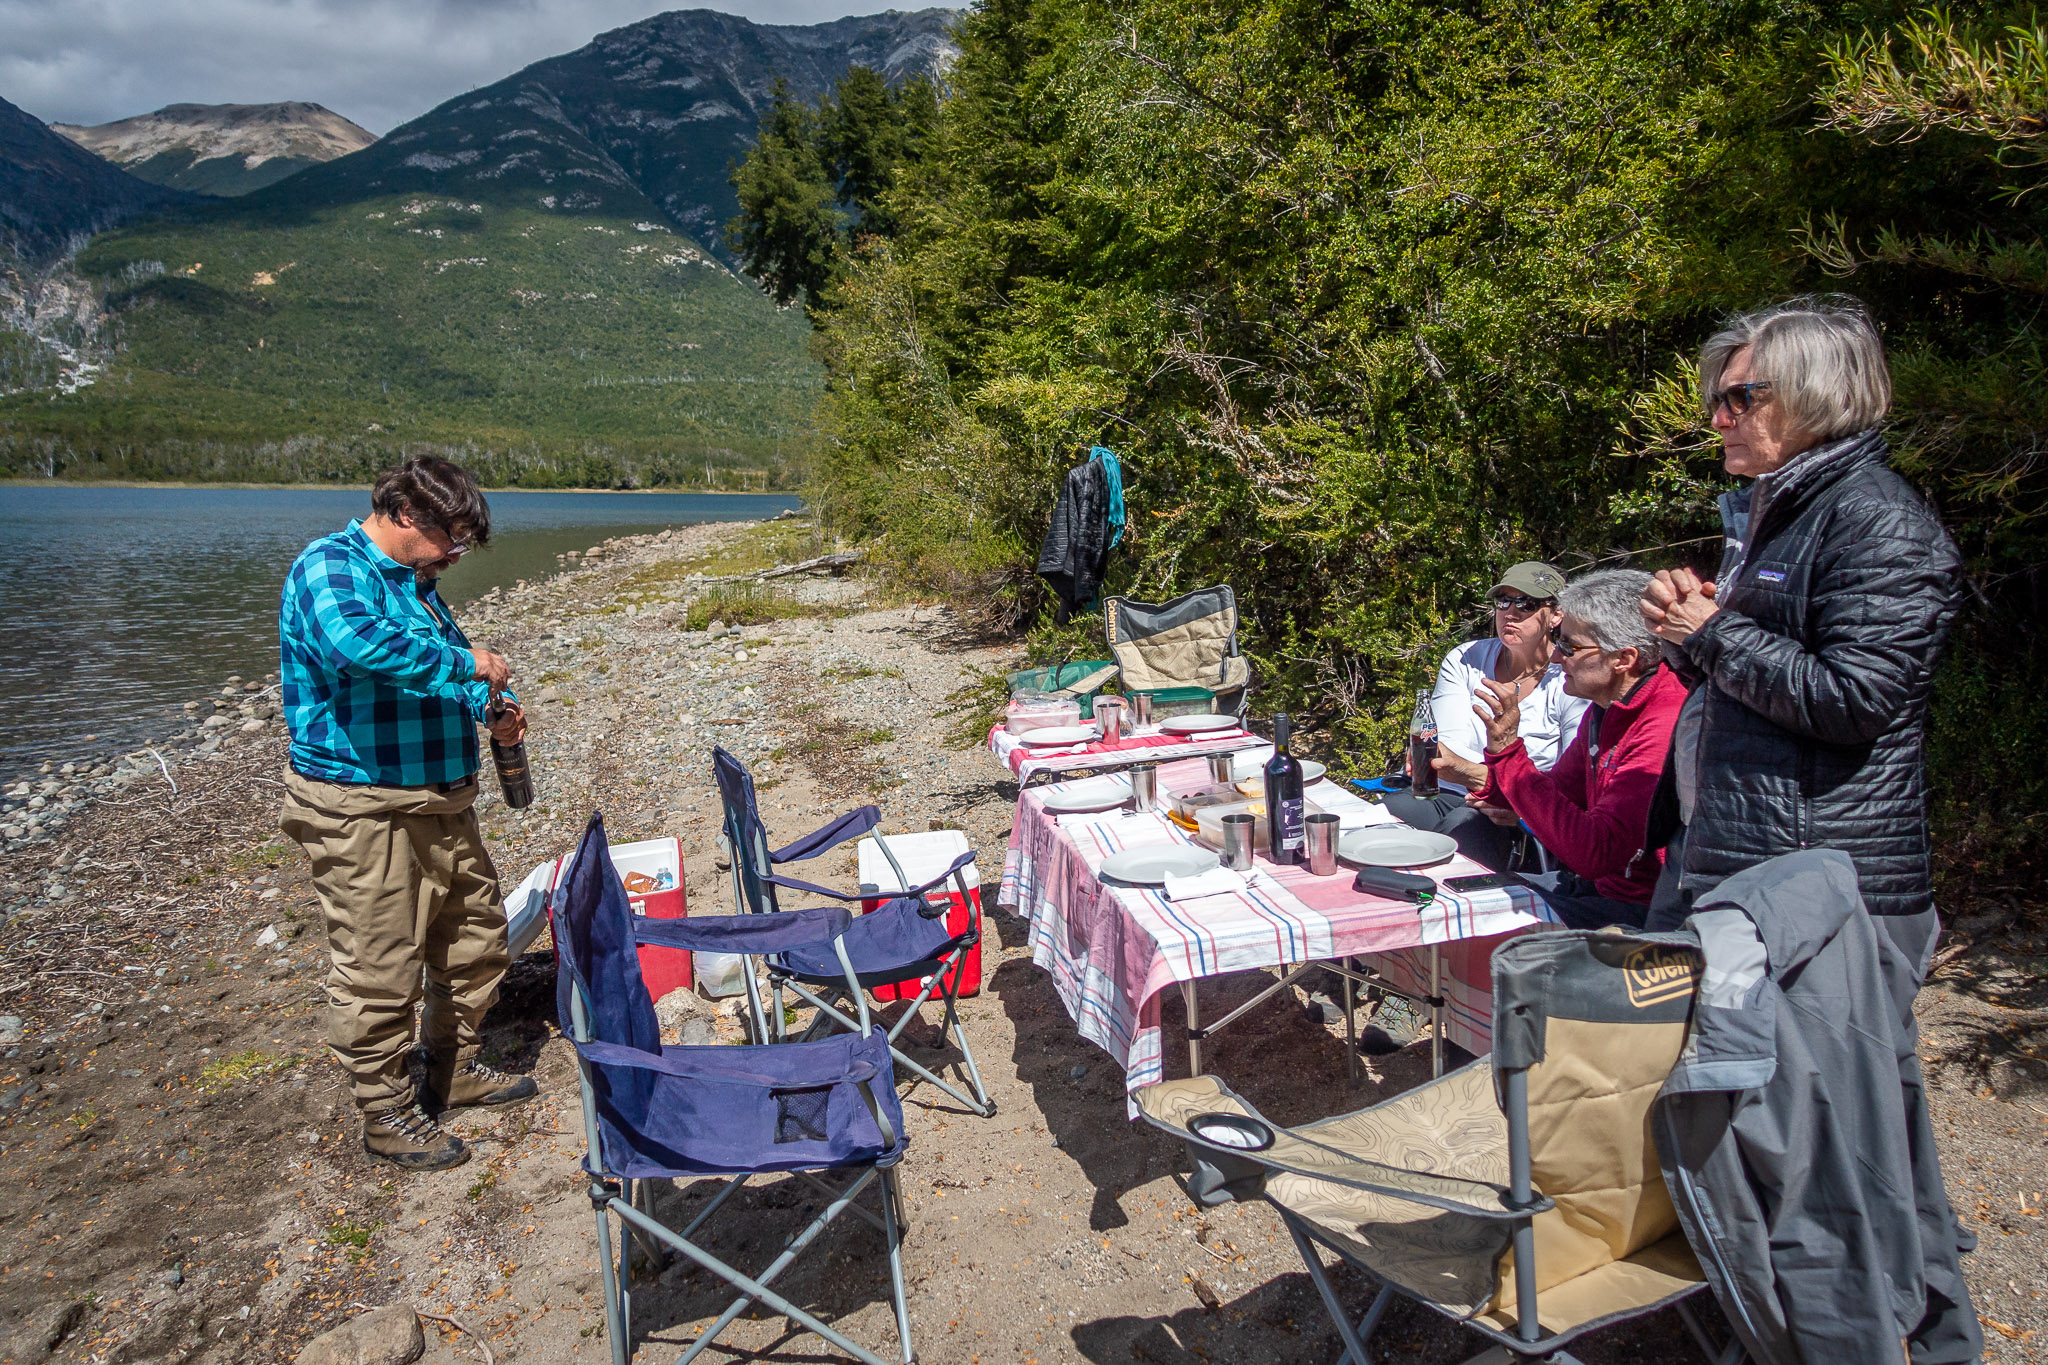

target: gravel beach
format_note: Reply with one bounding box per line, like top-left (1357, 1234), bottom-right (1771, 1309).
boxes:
top-left (0, 515), bottom-right (2040, 1365)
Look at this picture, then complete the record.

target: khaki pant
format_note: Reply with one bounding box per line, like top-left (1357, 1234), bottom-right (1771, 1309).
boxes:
top-left (279, 769), bottom-right (509, 1114)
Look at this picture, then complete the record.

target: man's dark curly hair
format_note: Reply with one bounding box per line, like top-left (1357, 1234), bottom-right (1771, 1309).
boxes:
top-left (370, 455), bottom-right (491, 546)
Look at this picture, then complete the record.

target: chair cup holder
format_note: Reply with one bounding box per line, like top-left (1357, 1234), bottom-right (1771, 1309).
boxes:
top-left (1184, 1112), bottom-right (1275, 1207)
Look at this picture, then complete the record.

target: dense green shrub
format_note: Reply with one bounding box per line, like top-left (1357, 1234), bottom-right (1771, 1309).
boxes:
top-left (750, 0), bottom-right (2048, 899)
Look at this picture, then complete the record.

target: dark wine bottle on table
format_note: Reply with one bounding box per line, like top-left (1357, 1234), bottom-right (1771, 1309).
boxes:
top-left (486, 695), bottom-right (535, 809)
top-left (1265, 712), bottom-right (1306, 865)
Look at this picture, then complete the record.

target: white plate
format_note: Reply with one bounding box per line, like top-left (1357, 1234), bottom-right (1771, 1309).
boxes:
top-left (1019, 724), bottom-right (1099, 746)
top-left (1337, 827), bottom-right (1457, 868)
top-left (1100, 845), bottom-right (1221, 885)
top-left (1233, 759), bottom-right (1327, 792)
top-left (1160, 713), bottom-right (1239, 735)
top-left (1039, 775), bottom-right (1133, 813)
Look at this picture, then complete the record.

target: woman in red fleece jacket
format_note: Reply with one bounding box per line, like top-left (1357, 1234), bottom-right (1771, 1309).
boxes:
top-left (1471, 568), bottom-right (1689, 928)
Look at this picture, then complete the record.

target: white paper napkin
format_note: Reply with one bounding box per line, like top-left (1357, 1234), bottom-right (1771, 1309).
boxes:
top-left (1162, 866), bottom-right (1249, 901)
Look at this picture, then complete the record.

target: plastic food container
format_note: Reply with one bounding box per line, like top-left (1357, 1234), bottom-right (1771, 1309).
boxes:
top-left (1169, 782), bottom-right (1249, 826)
top-left (1130, 686), bottom-right (1216, 720)
top-left (1005, 695), bottom-right (1083, 735)
top-left (1192, 795), bottom-right (1327, 853)
top-left (1008, 660), bottom-right (1119, 718)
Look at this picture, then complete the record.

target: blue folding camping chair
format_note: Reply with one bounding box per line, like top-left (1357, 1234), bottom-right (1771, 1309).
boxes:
top-left (712, 746), bottom-right (996, 1118)
top-left (555, 813), bottom-right (916, 1365)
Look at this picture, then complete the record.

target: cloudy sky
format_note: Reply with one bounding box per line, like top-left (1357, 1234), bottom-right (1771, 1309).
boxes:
top-left (3, 0), bottom-right (893, 135)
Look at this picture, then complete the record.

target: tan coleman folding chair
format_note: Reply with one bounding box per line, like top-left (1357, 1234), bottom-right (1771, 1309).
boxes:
top-left (1103, 585), bottom-right (1252, 718)
top-left (1137, 929), bottom-right (1747, 1364)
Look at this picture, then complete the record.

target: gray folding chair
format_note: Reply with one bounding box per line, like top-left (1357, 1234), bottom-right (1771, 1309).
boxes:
top-left (1138, 929), bottom-right (1747, 1364)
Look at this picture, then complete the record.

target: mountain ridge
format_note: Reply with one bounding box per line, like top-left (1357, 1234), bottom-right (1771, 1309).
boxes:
top-left (0, 95), bottom-right (192, 264)
top-left (255, 7), bottom-right (959, 252)
top-left (52, 102), bottom-right (376, 197)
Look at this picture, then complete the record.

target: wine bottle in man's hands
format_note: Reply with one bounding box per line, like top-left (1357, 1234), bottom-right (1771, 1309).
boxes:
top-left (1265, 712), bottom-right (1306, 865)
top-left (486, 695), bottom-right (535, 809)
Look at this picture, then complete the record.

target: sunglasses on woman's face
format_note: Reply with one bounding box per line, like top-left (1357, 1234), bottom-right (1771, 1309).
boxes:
top-left (1549, 627), bottom-right (1601, 656)
top-left (1493, 593), bottom-right (1550, 613)
top-left (1708, 379), bottom-right (1773, 418)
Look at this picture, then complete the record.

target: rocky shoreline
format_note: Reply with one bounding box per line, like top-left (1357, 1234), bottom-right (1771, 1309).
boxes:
top-left (0, 676), bottom-right (283, 850)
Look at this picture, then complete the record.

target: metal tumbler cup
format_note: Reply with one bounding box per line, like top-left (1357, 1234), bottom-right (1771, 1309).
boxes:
top-left (1207, 752), bottom-right (1237, 785)
top-left (1305, 813), bottom-right (1341, 876)
top-left (1221, 813), bottom-right (1256, 871)
top-left (1095, 697), bottom-right (1124, 744)
top-left (1129, 691), bottom-right (1155, 727)
top-left (1129, 763), bottom-right (1158, 812)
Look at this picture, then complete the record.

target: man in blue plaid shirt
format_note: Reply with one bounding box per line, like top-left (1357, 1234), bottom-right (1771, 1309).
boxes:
top-left (279, 455), bottom-right (536, 1171)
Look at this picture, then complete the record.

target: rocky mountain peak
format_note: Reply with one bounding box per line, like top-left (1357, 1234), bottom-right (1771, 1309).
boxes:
top-left (52, 102), bottom-right (375, 197)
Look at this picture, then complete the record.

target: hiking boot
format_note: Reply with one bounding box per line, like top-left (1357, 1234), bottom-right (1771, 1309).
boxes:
top-left (363, 1104), bottom-right (469, 1171)
top-left (425, 1057), bottom-right (537, 1113)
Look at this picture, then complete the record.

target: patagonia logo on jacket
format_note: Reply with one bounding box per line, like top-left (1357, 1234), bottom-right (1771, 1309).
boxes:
top-left (1755, 568), bottom-right (1787, 583)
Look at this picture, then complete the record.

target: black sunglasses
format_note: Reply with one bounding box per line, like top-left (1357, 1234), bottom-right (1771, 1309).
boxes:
top-left (1492, 593), bottom-right (1552, 613)
top-left (1708, 379), bottom-right (1773, 418)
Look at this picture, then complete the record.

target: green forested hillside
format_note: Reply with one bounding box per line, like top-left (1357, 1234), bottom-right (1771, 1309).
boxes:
top-left (0, 194), bottom-right (819, 486)
top-left (0, 9), bottom-right (962, 487)
top-left (737, 0), bottom-right (2048, 895)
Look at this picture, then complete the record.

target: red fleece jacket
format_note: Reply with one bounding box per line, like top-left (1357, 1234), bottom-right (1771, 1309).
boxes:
top-left (1480, 664), bottom-right (1689, 905)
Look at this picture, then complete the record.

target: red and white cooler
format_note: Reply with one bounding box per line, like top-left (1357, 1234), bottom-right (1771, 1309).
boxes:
top-left (856, 830), bottom-right (982, 1001)
top-left (546, 835), bottom-right (693, 1000)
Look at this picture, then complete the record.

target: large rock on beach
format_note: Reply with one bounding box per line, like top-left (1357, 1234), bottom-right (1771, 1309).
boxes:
top-left (292, 1302), bottom-right (423, 1365)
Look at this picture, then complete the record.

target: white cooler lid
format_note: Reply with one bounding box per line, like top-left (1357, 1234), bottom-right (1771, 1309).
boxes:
top-left (858, 829), bottom-right (980, 892)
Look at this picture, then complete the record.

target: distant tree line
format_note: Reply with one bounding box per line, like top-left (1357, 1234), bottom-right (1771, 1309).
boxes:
top-left (730, 4), bottom-right (2048, 900)
top-left (0, 433), bottom-right (805, 490)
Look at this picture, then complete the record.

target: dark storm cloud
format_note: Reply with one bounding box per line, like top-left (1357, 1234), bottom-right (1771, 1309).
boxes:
top-left (1, 0), bottom-right (878, 134)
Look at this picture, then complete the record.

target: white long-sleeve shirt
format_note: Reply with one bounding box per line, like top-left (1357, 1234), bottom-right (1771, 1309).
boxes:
top-left (1428, 639), bottom-right (1588, 794)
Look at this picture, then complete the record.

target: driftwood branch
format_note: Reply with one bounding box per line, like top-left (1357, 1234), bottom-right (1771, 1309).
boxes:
top-left (696, 551), bottom-right (865, 585)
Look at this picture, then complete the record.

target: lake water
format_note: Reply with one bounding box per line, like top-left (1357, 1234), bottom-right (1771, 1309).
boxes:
top-left (0, 484), bottom-right (797, 780)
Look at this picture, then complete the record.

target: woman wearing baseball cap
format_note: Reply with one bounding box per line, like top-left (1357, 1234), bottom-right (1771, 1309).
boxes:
top-left (1384, 561), bottom-right (1589, 867)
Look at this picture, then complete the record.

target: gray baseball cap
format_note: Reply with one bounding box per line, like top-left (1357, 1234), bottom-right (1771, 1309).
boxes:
top-left (1490, 561), bottom-right (1566, 600)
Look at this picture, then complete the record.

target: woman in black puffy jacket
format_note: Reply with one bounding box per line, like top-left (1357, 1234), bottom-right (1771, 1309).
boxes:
top-left (1641, 296), bottom-right (1977, 1365)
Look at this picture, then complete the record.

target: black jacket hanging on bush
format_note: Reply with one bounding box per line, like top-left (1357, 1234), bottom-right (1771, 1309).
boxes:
top-left (1036, 458), bottom-right (1112, 622)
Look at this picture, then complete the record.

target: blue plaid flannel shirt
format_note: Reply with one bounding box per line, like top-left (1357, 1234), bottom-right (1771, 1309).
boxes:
top-left (280, 520), bottom-right (498, 787)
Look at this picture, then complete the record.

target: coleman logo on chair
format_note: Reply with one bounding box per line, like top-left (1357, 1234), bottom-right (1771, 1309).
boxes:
top-left (1622, 946), bottom-right (1697, 1008)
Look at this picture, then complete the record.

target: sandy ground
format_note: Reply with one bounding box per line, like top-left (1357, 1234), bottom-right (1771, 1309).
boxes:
top-left (0, 517), bottom-right (2042, 1365)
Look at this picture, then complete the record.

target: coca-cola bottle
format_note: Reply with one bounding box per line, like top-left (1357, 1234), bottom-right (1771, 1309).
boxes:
top-left (1407, 690), bottom-right (1439, 797)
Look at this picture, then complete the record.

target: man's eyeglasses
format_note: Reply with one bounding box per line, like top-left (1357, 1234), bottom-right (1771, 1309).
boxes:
top-left (1708, 380), bottom-right (1773, 419)
top-left (1549, 628), bottom-right (1601, 656)
top-left (1493, 593), bottom-right (1551, 613)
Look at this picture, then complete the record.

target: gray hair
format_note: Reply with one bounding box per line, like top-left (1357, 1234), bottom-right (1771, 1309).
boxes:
top-left (1558, 569), bottom-right (1660, 661)
top-left (1699, 295), bottom-right (1891, 442)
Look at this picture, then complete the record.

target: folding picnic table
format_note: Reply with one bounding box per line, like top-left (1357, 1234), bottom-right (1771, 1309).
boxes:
top-left (988, 721), bottom-right (1265, 786)
top-left (998, 754), bottom-right (1560, 1105)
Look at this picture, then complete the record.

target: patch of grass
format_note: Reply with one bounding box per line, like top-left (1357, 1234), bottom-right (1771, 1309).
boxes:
top-left (535, 670), bottom-right (570, 685)
top-left (612, 522), bottom-right (822, 603)
top-left (820, 662), bottom-right (902, 683)
top-left (224, 841), bottom-right (288, 870)
top-left (466, 1167), bottom-right (499, 1202)
top-left (325, 1219), bottom-right (377, 1262)
top-left (682, 584), bottom-right (830, 631)
top-left (198, 1049), bottom-right (291, 1091)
